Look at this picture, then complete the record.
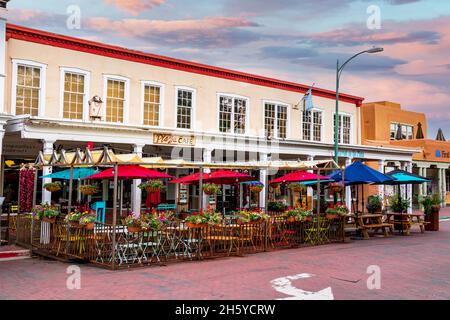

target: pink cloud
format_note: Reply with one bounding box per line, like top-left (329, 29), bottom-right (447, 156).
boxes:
top-left (104, 0), bottom-right (166, 16)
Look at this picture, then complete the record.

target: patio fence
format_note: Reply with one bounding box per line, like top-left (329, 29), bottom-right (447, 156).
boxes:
top-left (14, 213), bottom-right (345, 270)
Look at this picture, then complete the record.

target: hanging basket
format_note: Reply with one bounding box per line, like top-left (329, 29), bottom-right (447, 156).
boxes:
top-left (203, 184), bottom-right (220, 195)
top-left (127, 226), bottom-right (143, 233)
top-left (145, 187), bottom-right (161, 193)
top-left (44, 183), bottom-right (62, 192)
top-left (79, 186), bottom-right (98, 196)
top-left (329, 183), bottom-right (344, 193)
top-left (186, 222), bottom-right (207, 228)
top-left (250, 185), bottom-right (263, 194)
top-left (70, 221), bottom-right (83, 228)
top-left (83, 222), bottom-right (95, 230)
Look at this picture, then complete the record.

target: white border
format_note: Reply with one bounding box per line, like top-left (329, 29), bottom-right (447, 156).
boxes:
top-left (11, 59), bottom-right (47, 117)
top-left (175, 85), bottom-right (197, 130)
top-left (216, 92), bottom-right (250, 135)
top-left (140, 80), bottom-right (165, 127)
top-left (59, 67), bottom-right (91, 122)
top-left (102, 74), bottom-right (130, 124)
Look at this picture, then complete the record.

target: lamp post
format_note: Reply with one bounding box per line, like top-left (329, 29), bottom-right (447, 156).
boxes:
top-left (334, 47), bottom-right (384, 165)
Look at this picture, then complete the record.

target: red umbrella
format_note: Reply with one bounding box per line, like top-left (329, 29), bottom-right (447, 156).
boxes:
top-left (170, 170), bottom-right (254, 185)
top-left (270, 171), bottom-right (329, 184)
top-left (83, 165), bottom-right (174, 180)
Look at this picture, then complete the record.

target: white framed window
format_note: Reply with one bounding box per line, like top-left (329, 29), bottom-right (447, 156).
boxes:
top-left (302, 109), bottom-right (322, 142)
top-left (217, 93), bottom-right (249, 134)
top-left (390, 122), bottom-right (414, 140)
top-left (11, 59), bottom-right (47, 117)
top-left (141, 80), bottom-right (164, 126)
top-left (103, 75), bottom-right (130, 123)
top-left (334, 114), bottom-right (352, 144)
top-left (59, 67), bottom-right (90, 121)
top-left (175, 86), bottom-right (196, 129)
top-left (264, 101), bottom-right (288, 139)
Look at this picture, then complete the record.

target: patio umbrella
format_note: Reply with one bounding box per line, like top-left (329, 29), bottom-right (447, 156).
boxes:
top-left (41, 167), bottom-right (99, 180)
top-left (385, 169), bottom-right (431, 185)
top-left (83, 165), bottom-right (174, 180)
top-left (269, 171), bottom-right (330, 184)
top-left (169, 172), bottom-right (209, 185)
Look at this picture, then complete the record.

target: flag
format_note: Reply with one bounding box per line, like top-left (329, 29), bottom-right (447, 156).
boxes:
top-left (299, 84), bottom-right (315, 112)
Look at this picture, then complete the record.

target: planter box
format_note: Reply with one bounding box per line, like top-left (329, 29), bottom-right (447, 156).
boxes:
top-left (127, 226), bottom-right (143, 233)
top-left (42, 216), bottom-right (56, 224)
top-left (425, 208), bottom-right (439, 231)
top-left (186, 222), bottom-right (207, 228)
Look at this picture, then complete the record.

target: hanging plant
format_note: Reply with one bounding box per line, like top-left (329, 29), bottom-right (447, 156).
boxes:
top-left (202, 183), bottom-right (221, 195)
top-left (289, 183), bottom-right (307, 193)
top-left (250, 184), bottom-right (263, 194)
top-left (79, 184), bottom-right (98, 195)
top-left (44, 182), bottom-right (62, 192)
top-left (138, 180), bottom-right (166, 193)
top-left (328, 182), bottom-right (344, 193)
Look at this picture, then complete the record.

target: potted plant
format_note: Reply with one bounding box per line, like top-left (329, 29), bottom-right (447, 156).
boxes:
top-left (289, 183), bottom-right (306, 193)
top-left (202, 183), bottom-right (221, 195)
top-left (236, 209), bottom-right (269, 225)
top-left (367, 195), bottom-right (382, 214)
top-left (325, 206), bottom-right (339, 220)
top-left (285, 207), bottom-right (301, 222)
top-left (389, 195), bottom-right (410, 231)
top-left (328, 182), bottom-right (344, 193)
top-left (185, 212), bottom-right (208, 228)
top-left (267, 201), bottom-right (287, 213)
top-left (249, 184), bottom-right (263, 194)
top-left (300, 209), bottom-right (313, 222)
top-left (79, 214), bottom-right (96, 230)
top-left (79, 184), bottom-right (98, 196)
top-left (44, 182), bottom-right (62, 192)
top-left (202, 207), bottom-right (223, 225)
top-left (34, 203), bottom-right (60, 223)
top-left (421, 194), bottom-right (441, 231)
top-left (65, 210), bottom-right (83, 228)
top-left (138, 180), bottom-right (166, 193)
top-left (124, 212), bottom-right (144, 232)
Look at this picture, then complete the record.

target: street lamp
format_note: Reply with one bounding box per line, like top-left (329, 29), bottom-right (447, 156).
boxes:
top-left (334, 47), bottom-right (384, 165)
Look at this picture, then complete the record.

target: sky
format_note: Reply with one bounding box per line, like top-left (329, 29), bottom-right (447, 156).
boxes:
top-left (7, 0), bottom-right (450, 139)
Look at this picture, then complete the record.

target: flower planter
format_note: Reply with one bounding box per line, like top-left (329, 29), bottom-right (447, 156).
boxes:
top-left (287, 216), bottom-right (298, 223)
top-left (127, 226), bottom-right (143, 233)
top-left (186, 222), bottom-right (207, 228)
top-left (304, 216), bottom-right (313, 222)
top-left (45, 185), bottom-right (61, 192)
top-left (80, 189), bottom-right (97, 196)
top-left (425, 206), bottom-right (440, 231)
top-left (145, 187), bottom-right (161, 193)
top-left (203, 190), bottom-right (217, 195)
top-left (83, 222), bottom-right (95, 231)
top-left (69, 221), bottom-right (83, 228)
top-left (42, 216), bottom-right (56, 224)
top-left (250, 187), bottom-right (263, 194)
top-left (326, 214), bottom-right (339, 220)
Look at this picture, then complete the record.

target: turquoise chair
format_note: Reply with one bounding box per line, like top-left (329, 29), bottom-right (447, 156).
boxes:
top-left (92, 201), bottom-right (106, 223)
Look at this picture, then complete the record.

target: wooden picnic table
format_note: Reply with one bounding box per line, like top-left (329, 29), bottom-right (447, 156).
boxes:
top-left (355, 214), bottom-right (393, 239)
top-left (385, 212), bottom-right (427, 235)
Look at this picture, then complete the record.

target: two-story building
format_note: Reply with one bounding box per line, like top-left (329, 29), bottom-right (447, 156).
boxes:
top-left (361, 101), bottom-right (449, 208)
top-left (0, 5), bottom-right (417, 212)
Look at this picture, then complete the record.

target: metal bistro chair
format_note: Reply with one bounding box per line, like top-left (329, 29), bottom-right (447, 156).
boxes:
top-left (304, 216), bottom-right (330, 246)
top-left (92, 201), bottom-right (106, 223)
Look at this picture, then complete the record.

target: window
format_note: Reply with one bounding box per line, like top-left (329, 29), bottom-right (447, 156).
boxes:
top-left (390, 122), bottom-right (414, 140)
top-left (302, 110), bottom-right (322, 141)
top-left (12, 60), bottom-right (46, 116)
top-left (334, 114), bottom-right (352, 144)
top-left (142, 82), bottom-right (163, 126)
top-left (219, 95), bottom-right (248, 134)
top-left (62, 71), bottom-right (87, 120)
top-left (104, 76), bottom-right (129, 123)
top-left (177, 88), bottom-right (194, 129)
top-left (265, 102), bottom-right (287, 139)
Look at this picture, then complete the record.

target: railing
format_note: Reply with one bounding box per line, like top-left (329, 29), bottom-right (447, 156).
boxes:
top-left (20, 214), bottom-right (344, 270)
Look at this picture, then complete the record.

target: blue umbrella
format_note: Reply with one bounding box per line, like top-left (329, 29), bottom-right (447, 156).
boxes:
top-left (385, 169), bottom-right (431, 185)
top-left (41, 168), bottom-right (100, 180)
top-left (330, 161), bottom-right (393, 186)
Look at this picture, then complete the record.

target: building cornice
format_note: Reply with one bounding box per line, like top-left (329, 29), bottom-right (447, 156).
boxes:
top-left (5, 23), bottom-right (364, 106)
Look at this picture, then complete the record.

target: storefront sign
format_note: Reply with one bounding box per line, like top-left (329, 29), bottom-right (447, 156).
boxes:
top-left (3, 141), bottom-right (42, 156)
top-left (153, 133), bottom-right (195, 146)
top-left (338, 150), bottom-right (365, 159)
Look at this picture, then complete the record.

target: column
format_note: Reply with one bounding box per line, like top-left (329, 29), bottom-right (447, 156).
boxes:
top-left (259, 152), bottom-right (268, 209)
top-left (202, 148), bottom-right (213, 210)
top-left (345, 158), bottom-right (353, 211)
top-left (422, 167), bottom-right (428, 196)
top-left (443, 168), bottom-right (447, 208)
top-left (131, 144), bottom-right (144, 214)
top-left (439, 167), bottom-right (446, 208)
top-left (406, 162), bottom-right (413, 213)
top-left (0, 130), bottom-right (4, 197)
top-left (307, 155), bottom-right (315, 209)
top-left (41, 139), bottom-right (55, 204)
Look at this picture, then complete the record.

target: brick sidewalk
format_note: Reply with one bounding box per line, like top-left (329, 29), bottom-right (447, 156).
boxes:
top-left (1, 216), bottom-right (449, 300)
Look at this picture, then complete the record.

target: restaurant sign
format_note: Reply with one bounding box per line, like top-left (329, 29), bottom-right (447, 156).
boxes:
top-left (153, 133), bottom-right (195, 146)
top-left (435, 150), bottom-right (450, 158)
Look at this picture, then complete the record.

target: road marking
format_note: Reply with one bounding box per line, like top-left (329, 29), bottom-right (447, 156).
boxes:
top-left (270, 273), bottom-right (334, 300)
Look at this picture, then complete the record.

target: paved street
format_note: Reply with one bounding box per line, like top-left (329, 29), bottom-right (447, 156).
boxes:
top-left (1, 214), bottom-right (449, 300)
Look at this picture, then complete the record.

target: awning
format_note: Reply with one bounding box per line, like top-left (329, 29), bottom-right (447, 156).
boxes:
top-left (83, 165), bottom-right (174, 180)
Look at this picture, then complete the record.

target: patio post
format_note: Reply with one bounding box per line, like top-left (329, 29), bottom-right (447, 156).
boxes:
top-left (199, 166), bottom-right (204, 213)
top-left (112, 162), bottom-right (118, 270)
top-left (316, 169), bottom-right (321, 244)
top-left (264, 165), bottom-right (269, 251)
top-left (66, 165), bottom-right (73, 254)
top-left (32, 166), bottom-right (38, 208)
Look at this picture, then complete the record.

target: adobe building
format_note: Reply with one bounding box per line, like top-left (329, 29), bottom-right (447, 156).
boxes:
top-left (361, 101), bottom-right (449, 208)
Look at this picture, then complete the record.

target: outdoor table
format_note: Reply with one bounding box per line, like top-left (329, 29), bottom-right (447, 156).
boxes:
top-left (356, 214), bottom-right (393, 239)
top-left (385, 213), bottom-right (426, 235)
